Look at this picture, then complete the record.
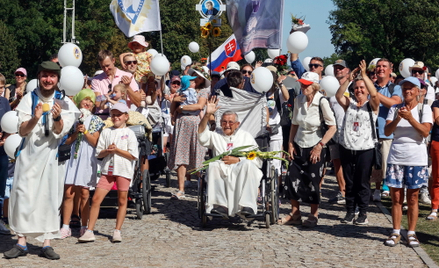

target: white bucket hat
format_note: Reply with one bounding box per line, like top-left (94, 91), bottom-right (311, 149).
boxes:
top-left (128, 35), bottom-right (149, 50)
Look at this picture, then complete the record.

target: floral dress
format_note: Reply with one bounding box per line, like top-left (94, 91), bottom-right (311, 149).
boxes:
top-left (134, 51), bottom-right (152, 84)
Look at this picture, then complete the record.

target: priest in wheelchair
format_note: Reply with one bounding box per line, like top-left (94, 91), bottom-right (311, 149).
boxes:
top-left (198, 96), bottom-right (262, 218)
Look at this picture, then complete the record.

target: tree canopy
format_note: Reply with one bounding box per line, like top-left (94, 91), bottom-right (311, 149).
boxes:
top-left (328, 0), bottom-right (439, 71)
top-left (0, 0), bottom-right (232, 81)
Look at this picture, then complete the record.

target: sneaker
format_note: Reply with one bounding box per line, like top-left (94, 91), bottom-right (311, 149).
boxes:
top-left (59, 227), bottom-right (71, 239)
top-left (4, 244), bottom-right (28, 259)
top-left (355, 214), bottom-right (369, 225)
top-left (112, 229), bottom-right (122, 243)
top-left (0, 219), bottom-right (10, 235)
top-left (354, 207), bottom-right (360, 215)
top-left (78, 230), bottom-right (95, 243)
top-left (329, 191), bottom-right (346, 204)
top-left (38, 246), bottom-right (60, 260)
top-left (373, 189), bottom-right (381, 202)
top-left (419, 192), bottom-right (431, 205)
top-left (341, 212), bottom-right (355, 224)
top-left (381, 190), bottom-right (390, 198)
top-left (80, 226), bottom-right (87, 237)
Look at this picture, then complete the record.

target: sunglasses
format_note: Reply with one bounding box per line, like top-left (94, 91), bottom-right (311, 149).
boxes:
top-left (368, 72), bottom-right (376, 76)
top-left (125, 60), bottom-right (137, 65)
top-left (15, 73), bottom-right (26, 77)
top-left (172, 81), bottom-right (181, 85)
top-left (412, 69), bottom-right (424, 75)
top-left (241, 70), bottom-right (252, 75)
top-left (309, 63), bottom-right (322, 69)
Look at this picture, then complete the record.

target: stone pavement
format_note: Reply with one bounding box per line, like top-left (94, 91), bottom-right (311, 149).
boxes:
top-left (0, 173), bottom-right (432, 268)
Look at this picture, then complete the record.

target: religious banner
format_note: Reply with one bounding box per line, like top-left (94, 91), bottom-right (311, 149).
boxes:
top-left (110, 0), bottom-right (161, 37)
top-left (226, 0), bottom-right (284, 55)
top-left (207, 34), bottom-right (242, 72)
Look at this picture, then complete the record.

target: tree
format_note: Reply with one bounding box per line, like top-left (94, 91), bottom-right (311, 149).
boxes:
top-left (0, 20), bottom-right (20, 84)
top-left (328, 0), bottom-right (439, 71)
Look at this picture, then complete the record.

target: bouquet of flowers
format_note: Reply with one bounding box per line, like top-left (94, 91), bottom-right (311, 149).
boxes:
top-left (273, 54), bottom-right (289, 76)
top-left (291, 15), bottom-right (310, 33)
top-left (291, 15), bottom-right (305, 26)
top-left (74, 108), bottom-right (92, 159)
top-left (189, 145), bottom-right (289, 174)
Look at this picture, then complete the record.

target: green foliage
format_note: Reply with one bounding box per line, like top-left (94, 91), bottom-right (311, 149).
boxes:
top-left (322, 53), bottom-right (341, 68)
top-left (328, 0), bottom-right (439, 71)
top-left (0, 20), bottom-right (20, 84)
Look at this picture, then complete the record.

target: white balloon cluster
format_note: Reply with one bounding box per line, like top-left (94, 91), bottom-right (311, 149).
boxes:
top-left (57, 43), bottom-right (84, 96)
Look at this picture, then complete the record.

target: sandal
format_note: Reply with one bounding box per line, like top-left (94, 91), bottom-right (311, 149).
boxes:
top-left (302, 215), bottom-right (318, 228)
top-left (426, 212), bottom-right (437, 221)
top-left (171, 191), bottom-right (185, 200)
top-left (384, 233), bottom-right (401, 247)
top-left (278, 213), bottom-right (302, 225)
top-left (407, 234), bottom-right (420, 248)
top-left (69, 215), bottom-right (81, 228)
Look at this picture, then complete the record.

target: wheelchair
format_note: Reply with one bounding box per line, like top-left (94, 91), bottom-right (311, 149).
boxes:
top-left (197, 88), bottom-right (280, 228)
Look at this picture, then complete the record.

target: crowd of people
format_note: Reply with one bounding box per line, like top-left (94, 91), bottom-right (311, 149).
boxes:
top-left (1, 33), bottom-right (439, 259)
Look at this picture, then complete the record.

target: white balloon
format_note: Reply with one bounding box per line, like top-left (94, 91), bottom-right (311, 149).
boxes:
top-left (320, 76), bottom-right (339, 97)
top-left (188, 42), bottom-right (200, 53)
top-left (250, 67), bottom-right (274, 93)
top-left (1, 111), bottom-right (18, 134)
top-left (399, 58), bottom-right (415, 78)
top-left (286, 32), bottom-right (309, 54)
top-left (244, 51), bottom-right (256, 64)
top-left (267, 49), bottom-right (280, 59)
top-left (26, 79), bottom-right (38, 93)
top-left (4, 134), bottom-right (22, 159)
top-left (436, 69), bottom-right (439, 80)
top-left (302, 57), bottom-right (312, 72)
top-left (368, 58), bottom-right (381, 70)
top-left (147, 49), bottom-right (158, 58)
top-left (58, 43), bottom-right (83, 68)
top-left (430, 77), bottom-right (438, 85)
top-left (150, 55), bottom-right (170, 76)
top-left (59, 66), bottom-right (84, 96)
top-left (180, 55), bottom-right (192, 67)
top-left (325, 64), bottom-right (334, 77)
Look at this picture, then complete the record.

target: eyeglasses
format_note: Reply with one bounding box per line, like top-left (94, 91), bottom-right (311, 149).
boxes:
top-left (241, 70), bottom-right (252, 75)
top-left (412, 69), bottom-right (424, 75)
top-left (221, 120), bottom-right (237, 125)
top-left (309, 64), bottom-right (322, 69)
top-left (172, 81), bottom-right (181, 85)
top-left (125, 60), bottom-right (138, 65)
top-left (15, 73), bottom-right (26, 77)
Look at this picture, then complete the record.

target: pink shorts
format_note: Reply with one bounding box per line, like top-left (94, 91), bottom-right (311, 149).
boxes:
top-left (97, 175), bottom-right (130, 191)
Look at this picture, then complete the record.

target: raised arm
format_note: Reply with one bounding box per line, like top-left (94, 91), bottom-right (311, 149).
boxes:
top-left (359, 60), bottom-right (379, 112)
top-left (199, 96), bottom-right (219, 134)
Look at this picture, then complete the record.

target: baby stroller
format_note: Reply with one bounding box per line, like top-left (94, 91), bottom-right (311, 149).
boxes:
top-left (197, 88), bottom-right (280, 228)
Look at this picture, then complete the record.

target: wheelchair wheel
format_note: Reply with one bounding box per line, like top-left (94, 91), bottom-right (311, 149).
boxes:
top-left (142, 170), bottom-right (151, 214)
top-left (265, 212), bottom-right (270, 228)
top-left (198, 177), bottom-right (208, 227)
top-left (165, 171), bottom-right (171, 188)
top-left (270, 172), bottom-right (279, 224)
top-left (135, 198), bottom-right (143, 219)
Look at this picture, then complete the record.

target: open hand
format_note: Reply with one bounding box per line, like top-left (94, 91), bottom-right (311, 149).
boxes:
top-left (206, 96), bottom-right (220, 115)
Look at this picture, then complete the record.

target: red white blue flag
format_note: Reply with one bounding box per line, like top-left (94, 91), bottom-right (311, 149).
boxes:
top-left (207, 34), bottom-right (242, 72)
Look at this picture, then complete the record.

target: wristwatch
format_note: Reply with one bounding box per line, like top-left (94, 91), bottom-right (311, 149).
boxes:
top-left (319, 141), bottom-right (325, 147)
top-left (53, 115), bottom-right (62, 122)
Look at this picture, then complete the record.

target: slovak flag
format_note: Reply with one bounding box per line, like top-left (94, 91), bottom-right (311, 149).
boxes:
top-left (207, 34), bottom-right (242, 72)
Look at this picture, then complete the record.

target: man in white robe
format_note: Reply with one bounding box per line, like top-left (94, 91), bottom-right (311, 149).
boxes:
top-left (198, 97), bottom-right (262, 217)
top-left (4, 61), bottom-right (79, 260)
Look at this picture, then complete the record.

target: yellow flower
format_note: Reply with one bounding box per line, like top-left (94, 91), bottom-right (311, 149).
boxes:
top-left (246, 151), bottom-right (257, 160)
top-left (204, 22), bottom-right (213, 31)
top-left (201, 29), bottom-right (210, 39)
top-left (212, 27), bottom-right (221, 37)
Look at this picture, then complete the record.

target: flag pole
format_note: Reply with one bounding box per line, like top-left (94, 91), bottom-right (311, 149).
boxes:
top-left (159, 30), bottom-right (164, 54)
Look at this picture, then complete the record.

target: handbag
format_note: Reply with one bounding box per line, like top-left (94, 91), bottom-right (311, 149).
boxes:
top-left (58, 143), bottom-right (72, 163)
top-left (367, 103), bottom-right (382, 170)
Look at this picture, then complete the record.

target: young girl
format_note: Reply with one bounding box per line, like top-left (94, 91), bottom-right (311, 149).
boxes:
top-left (101, 83), bottom-right (127, 111)
top-left (119, 35), bottom-right (152, 86)
top-left (60, 88), bottom-right (105, 238)
top-left (78, 103), bottom-right (138, 243)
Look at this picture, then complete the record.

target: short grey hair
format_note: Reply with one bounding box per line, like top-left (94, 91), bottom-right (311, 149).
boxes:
top-left (221, 110), bottom-right (239, 122)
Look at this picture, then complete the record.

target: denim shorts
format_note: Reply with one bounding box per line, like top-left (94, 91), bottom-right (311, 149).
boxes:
top-left (4, 177), bottom-right (13, 199)
top-left (385, 164), bottom-right (428, 189)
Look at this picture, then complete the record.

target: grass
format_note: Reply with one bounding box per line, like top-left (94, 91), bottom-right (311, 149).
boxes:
top-left (380, 194), bottom-right (439, 264)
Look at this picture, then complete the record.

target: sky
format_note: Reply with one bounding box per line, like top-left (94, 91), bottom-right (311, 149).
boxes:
top-left (281, 0), bottom-right (336, 59)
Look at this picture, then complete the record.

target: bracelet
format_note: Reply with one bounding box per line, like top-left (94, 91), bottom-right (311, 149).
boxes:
top-left (53, 115), bottom-right (62, 122)
top-left (84, 130), bottom-right (88, 135)
top-left (319, 141), bottom-right (325, 147)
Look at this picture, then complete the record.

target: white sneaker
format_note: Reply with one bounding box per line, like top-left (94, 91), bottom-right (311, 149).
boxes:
top-left (78, 230), bottom-right (95, 242)
top-left (59, 227), bottom-right (71, 239)
top-left (80, 226), bottom-right (87, 237)
top-left (112, 229), bottom-right (122, 243)
top-left (419, 192), bottom-right (431, 205)
top-left (373, 189), bottom-right (381, 202)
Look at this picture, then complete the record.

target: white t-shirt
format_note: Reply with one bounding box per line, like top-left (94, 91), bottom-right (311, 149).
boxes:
top-left (329, 96), bottom-right (345, 143)
top-left (267, 89), bottom-right (287, 141)
top-left (386, 104), bottom-right (432, 166)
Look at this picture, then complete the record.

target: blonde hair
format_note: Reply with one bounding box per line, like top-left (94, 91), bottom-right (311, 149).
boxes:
top-left (113, 84), bottom-right (127, 100)
top-left (0, 73), bottom-right (5, 85)
top-left (311, 82), bottom-right (320, 91)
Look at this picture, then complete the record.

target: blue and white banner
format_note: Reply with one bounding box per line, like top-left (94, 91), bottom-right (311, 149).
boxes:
top-left (110, 0), bottom-right (161, 37)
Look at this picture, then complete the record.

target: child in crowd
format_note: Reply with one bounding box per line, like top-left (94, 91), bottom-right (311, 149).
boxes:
top-left (78, 103), bottom-right (138, 243)
top-left (162, 76), bottom-right (181, 150)
top-left (100, 84), bottom-right (127, 111)
top-left (119, 35), bottom-right (152, 86)
top-left (60, 89), bottom-right (105, 239)
top-left (172, 75), bottom-right (198, 124)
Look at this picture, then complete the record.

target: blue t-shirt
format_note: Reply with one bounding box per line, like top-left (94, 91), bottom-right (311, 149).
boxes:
top-left (290, 58), bottom-right (306, 79)
top-left (431, 100), bottom-right (439, 142)
top-left (376, 82), bottom-right (403, 139)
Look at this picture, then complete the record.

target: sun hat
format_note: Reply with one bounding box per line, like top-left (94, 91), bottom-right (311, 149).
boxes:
top-left (225, 61), bottom-right (240, 72)
top-left (73, 88), bottom-right (96, 107)
top-left (409, 61), bottom-right (426, 72)
top-left (15, 67), bottom-right (27, 77)
top-left (111, 102), bottom-right (130, 113)
top-left (128, 35), bottom-right (149, 50)
top-left (399, 76), bottom-right (421, 88)
top-left (266, 65), bottom-right (277, 73)
top-left (180, 76), bottom-right (197, 91)
top-left (297, 72), bottom-right (319, 86)
top-left (188, 67), bottom-right (211, 88)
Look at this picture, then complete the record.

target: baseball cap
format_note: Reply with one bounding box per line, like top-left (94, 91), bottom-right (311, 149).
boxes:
top-left (297, 72), bottom-right (319, 86)
top-left (111, 103), bottom-right (130, 113)
top-left (15, 67), bottom-right (27, 76)
top-left (399, 76), bottom-right (421, 88)
top-left (226, 61), bottom-right (240, 72)
top-left (180, 75), bottom-right (197, 91)
top-left (333, 59), bottom-right (347, 68)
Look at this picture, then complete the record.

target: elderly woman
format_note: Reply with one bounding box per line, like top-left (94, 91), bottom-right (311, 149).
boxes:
top-left (384, 77), bottom-right (432, 247)
top-left (335, 60), bottom-right (379, 225)
top-left (280, 72), bottom-right (336, 227)
top-left (168, 67), bottom-right (210, 199)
